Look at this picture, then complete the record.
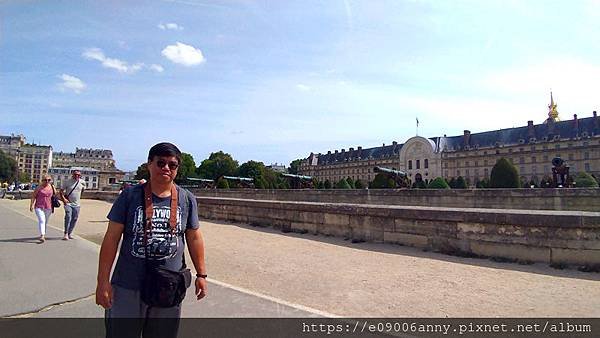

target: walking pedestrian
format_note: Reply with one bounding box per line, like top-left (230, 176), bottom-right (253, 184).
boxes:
top-left (29, 175), bottom-right (55, 243)
top-left (60, 170), bottom-right (86, 240)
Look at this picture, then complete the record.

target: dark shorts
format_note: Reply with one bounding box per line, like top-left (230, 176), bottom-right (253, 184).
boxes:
top-left (105, 285), bottom-right (181, 338)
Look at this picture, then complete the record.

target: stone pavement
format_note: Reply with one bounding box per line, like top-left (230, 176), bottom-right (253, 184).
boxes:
top-left (0, 201), bottom-right (324, 318)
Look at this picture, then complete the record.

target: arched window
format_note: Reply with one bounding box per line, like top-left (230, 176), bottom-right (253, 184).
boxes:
top-left (424, 159), bottom-right (429, 169)
top-left (408, 160), bottom-right (412, 170)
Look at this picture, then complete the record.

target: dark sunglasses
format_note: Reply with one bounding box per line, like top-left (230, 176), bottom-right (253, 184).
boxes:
top-left (43, 179), bottom-right (52, 182)
top-left (156, 160), bottom-right (179, 170)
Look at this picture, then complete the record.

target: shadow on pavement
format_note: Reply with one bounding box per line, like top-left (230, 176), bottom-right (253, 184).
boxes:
top-left (208, 219), bottom-right (600, 282)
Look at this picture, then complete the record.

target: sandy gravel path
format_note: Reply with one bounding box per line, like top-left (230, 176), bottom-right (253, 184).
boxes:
top-left (3, 198), bottom-right (599, 317)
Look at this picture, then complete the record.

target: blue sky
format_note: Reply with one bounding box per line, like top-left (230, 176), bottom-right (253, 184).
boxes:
top-left (2, 0), bottom-right (599, 171)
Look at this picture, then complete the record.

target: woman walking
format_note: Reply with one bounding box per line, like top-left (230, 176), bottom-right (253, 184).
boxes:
top-left (30, 175), bottom-right (55, 243)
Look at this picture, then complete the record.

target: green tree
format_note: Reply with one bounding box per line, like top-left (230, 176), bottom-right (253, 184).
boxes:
top-left (489, 157), bottom-right (521, 188)
top-left (370, 173), bottom-right (396, 189)
top-left (238, 161), bottom-right (266, 180)
top-left (324, 179), bottom-right (332, 189)
top-left (354, 179), bottom-right (365, 189)
top-left (448, 177), bottom-right (457, 189)
top-left (346, 177), bottom-right (355, 189)
top-left (176, 153), bottom-right (197, 182)
top-left (135, 163), bottom-right (149, 180)
top-left (196, 151), bottom-right (238, 180)
top-left (0, 150), bottom-right (18, 182)
top-left (455, 176), bottom-right (468, 189)
top-left (428, 177), bottom-right (450, 189)
top-left (574, 172), bottom-right (599, 188)
top-left (216, 177), bottom-right (230, 189)
top-left (336, 178), bottom-right (352, 189)
top-left (18, 171), bottom-right (30, 183)
top-left (412, 180), bottom-right (427, 189)
top-left (288, 159), bottom-right (302, 175)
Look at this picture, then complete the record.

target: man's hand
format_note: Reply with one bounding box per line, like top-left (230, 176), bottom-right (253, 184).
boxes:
top-left (29, 206), bottom-right (33, 212)
top-left (195, 277), bottom-right (207, 300)
top-left (95, 280), bottom-right (113, 309)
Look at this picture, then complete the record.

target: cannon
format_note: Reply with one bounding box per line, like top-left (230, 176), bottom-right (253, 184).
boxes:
top-left (180, 177), bottom-right (215, 189)
top-left (373, 166), bottom-right (410, 188)
top-left (281, 173), bottom-right (314, 189)
top-left (222, 176), bottom-right (255, 188)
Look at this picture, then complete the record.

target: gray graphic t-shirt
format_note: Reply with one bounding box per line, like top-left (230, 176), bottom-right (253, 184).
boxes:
top-left (107, 184), bottom-right (199, 290)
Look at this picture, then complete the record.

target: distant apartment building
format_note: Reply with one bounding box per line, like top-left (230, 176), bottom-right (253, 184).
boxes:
top-left (1, 134), bottom-right (53, 182)
top-left (300, 95), bottom-right (600, 187)
top-left (52, 148), bottom-right (123, 189)
top-left (48, 167), bottom-right (99, 189)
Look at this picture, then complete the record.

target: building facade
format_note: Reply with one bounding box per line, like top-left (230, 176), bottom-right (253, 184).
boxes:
top-left (52, 148), bottom-right (123, 189)
top-left (300, 100), bottom-right (600, 187)
top-left (1, 134), bottom-right (53, 183)
top-left (48, 167), bottom-right (99, 190)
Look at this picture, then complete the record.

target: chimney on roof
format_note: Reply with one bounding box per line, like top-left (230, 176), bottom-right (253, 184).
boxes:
top-left (327, 151), bottom-right (331, 155)
top-left (574, 114), bottom-right (579, 134)
top-left (463, 130), bottom-right (471, 146)
top-left (382, 143), bottom-right (385, 147)
top-left (349, 147), bottom-right (354, 152)
top-left (357, 146), bottom-right (362, 151)
top-left (341, 148), bottom-right (345, 153)
top-left (392, 141), bottom-right (397, 146)
top-left (335, 150), bottom-right (338, 154)
top-left (527, 120), bottom-right (535, 138)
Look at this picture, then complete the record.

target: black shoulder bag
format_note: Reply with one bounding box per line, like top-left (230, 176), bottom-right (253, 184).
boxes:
top-left (141, 183), bottom-right (192, 308)
top-left (50, 184), bottom-right (61, 210)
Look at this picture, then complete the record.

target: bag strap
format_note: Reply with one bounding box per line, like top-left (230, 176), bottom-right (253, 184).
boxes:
top-left (51, 183), bottom-right (56, 195)
top-left (142, 182), bottom-right (185, 267)
top-left (65, 180), bottom-right (79, 199)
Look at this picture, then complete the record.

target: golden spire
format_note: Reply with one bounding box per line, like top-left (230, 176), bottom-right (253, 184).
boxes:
top-left (548, 91), bottom-right (560, 122)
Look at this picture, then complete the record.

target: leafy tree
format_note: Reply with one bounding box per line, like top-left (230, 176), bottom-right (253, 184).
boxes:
top-left (476, 178), bottom-right (490, 188)
top-left (354, 179), bottom-right (365, 189)
top-left (18, 171), bottom-right (30, 183)
top-left (197, 151), bottom-right (238, 180)
top-left (454, 176), bottom-right (467, 189)
top-left (288, 159), bottom-right (302, 175)
top-left (370, 173), bottom-right (396, 189)
top-left (216, 177), bottom-right (230, 189)
top-left (324, 179), bottom-right (332, 189)
top-left (412, 180), bottom-right (427, 189)
top-left (428, 177), bottom-right (450, 189)
top-left (346, 177), bottom-right (355, 189)
top-left (0, 150), bottom-right (18, 182)
top-left (574, 172), bottom-right (599, 188)
top-left (336, 178), bottom-right (352, 189)
top-left (489, 157), bottom-right (520, 188)
top-left (174, 152), bottom-right (197, 183)
top-left (316, 181), bottom-right (324, 189)
top-left (135, 163), bottom-right (150, 180)
top-left (448, 177), bottom-right (457, 189)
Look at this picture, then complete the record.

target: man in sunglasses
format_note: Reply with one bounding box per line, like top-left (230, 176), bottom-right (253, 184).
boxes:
top-left (96, 142), bottom-right (207, 338)
top-left (60, 169), bottom-right (86, 240)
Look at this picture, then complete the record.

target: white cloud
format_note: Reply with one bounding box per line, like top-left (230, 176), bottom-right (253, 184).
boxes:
top-left (158, 22), bottom-right (184, 30)
top-left (161, 42), bottom-right (205, 66)
top-left (58, 74), bottom-right (86, 94)
top-left (150, 64), bottom-right (165, 73)
top-left (82, 48), bottom-right (144, 74)
top-left (296, 84), bottom-right (311, 91)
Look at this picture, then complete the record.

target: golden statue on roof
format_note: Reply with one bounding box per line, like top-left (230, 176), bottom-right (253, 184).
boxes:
top-left (547, 91), bottom-right (560, 122)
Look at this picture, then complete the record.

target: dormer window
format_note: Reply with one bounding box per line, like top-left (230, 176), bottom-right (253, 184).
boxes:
top-left (518, 139), bottom-right (525, 144)
top-left (529, 137), bottom-right (536, 143)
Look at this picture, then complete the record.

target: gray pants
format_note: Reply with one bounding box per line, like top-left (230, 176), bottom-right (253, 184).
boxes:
top-left (105, 285), bottom-right (181, 338)
top-left (63, 204), bottom-right (80, 235)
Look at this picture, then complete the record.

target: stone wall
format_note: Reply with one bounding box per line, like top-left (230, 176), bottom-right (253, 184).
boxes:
top-left (191, 188), bottom-right (600, 211)
top-left (16, 189), bottom-right (599, 266)
top-left (198, 196), bottom-right (600, 266)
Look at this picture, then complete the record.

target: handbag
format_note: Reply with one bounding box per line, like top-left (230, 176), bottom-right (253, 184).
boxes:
top-left (50, 184), bottom-right (61, 208)
top-left (140, 182), bottom-right (192, 308)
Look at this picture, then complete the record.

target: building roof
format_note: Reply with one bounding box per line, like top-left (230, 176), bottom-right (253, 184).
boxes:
top-left (306, 112), bottom-right (600, 164)
top-left (442, 115), bottom-right (600, 151)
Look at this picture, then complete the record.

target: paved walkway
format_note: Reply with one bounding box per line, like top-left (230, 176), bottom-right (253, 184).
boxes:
top-left (0, 201), bottom-right (323, 318)
top-left (2, 198), bottom-right (600, 318)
